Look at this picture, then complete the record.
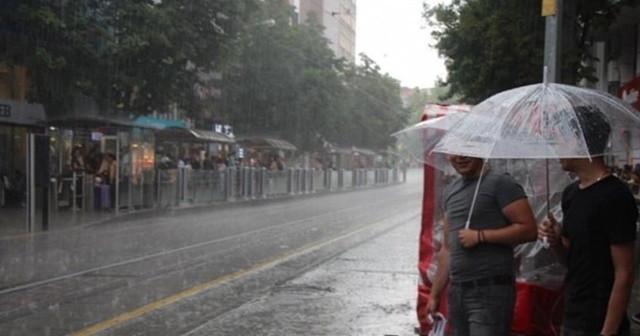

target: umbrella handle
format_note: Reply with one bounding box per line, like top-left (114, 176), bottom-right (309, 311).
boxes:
top-left (541, 236), bottom-right (550, 249)
top-left (464, 161), bottom-right (488, 230)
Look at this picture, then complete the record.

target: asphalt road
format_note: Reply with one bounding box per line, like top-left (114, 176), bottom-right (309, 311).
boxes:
top-left (3, 167), bottom-right (640, 336)
top-left (0, 169), bottom-right (424, 336)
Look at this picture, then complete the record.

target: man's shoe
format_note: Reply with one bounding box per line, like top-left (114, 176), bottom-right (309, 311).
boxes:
top-left (631, 312), bottom-right (640, 324)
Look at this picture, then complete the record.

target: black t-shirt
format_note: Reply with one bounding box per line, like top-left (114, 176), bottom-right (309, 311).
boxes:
top-left (561, 175), bottom-right (638, 333)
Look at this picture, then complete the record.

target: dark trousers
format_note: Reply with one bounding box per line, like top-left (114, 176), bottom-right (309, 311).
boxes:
top-left (447, 282), bottom-right (515, 336)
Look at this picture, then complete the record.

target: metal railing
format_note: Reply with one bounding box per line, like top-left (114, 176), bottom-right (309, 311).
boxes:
top-left (49, 167), bottom-right (404, 213)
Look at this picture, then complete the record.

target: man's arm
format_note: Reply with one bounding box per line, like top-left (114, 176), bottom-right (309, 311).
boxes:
top-left (426, 215), bottom-right (450, 317)
top-left (600, 243), bottom-right (635, 336)
top-left (459, 198), bottom-right (538, 247)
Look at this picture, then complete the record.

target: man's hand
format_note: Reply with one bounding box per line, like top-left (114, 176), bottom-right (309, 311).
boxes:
top-left (458, 229), bottom-right (480, 248)
top-left (425, 296), bottom-right (440, 321)
top-left (538, 212), bottom-right (562, 247)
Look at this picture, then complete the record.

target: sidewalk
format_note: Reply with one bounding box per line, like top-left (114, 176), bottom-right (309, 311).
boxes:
top-left (200, 210), bottom-right (421, 336)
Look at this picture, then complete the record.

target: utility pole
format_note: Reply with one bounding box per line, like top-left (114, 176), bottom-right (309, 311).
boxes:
top-left (543, 0), bottom-right (563, 83)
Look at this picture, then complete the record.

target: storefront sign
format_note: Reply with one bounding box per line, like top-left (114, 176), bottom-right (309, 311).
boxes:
top-left (214, 123), bottom-right (235, 138)
top-left (0, 99), bottom-right (46, 126)
top-left (0, 103), bottom-right (11, 118)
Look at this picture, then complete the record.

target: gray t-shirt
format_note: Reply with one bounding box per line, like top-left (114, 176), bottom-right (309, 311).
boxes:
top-left (443, 171), bottom-right (527, 282)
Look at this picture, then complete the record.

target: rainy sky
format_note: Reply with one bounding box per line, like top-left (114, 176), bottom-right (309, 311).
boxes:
top-left (355, 0), bottom-right (449, 89)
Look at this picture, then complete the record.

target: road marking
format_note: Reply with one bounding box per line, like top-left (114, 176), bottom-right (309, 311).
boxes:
top-left (68, 216), bottom-right (412, 336)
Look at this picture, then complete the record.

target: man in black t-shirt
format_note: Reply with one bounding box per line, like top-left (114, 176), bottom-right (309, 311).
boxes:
top-left (539, 107), bottom-right (638, 336)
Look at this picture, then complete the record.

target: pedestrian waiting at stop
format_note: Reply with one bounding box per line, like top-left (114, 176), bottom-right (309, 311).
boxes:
top-left (426, 155), bottom-right (538, 336)
top-left (538, 106), bottom-right (637, 336)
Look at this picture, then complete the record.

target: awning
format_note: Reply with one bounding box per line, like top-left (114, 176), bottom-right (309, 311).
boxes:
top-left (325, 146), bottom-right (377, 156)
top-left (352, 147), bottom-right (377, 156)
top-left (326, 146), bottom-right (352, 155)
top-left (47, 96), bottom-right (152, 129)
top-left (190, 129), bottom-right (235, 144)
top-left (47, 114), bottom-right (140, 128)
top-left (134, 115), bottom-right (186, 129)
top-left (237, 137), bottom-right (297, 151)
top-left (156, 127), bottom-right (235, 144)
top-left (0, 99), bottom-right (46, 126)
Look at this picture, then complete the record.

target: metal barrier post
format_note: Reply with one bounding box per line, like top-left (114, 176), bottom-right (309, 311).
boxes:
top-left (325, 170), bottom-right (331, 191)
top-left (156, 170), bottom-right (162, 208)
top-left (302, 169), bottom-right (307, 194)
top-left (364, 169), bottom-right (369, 186)
top-left (352, 170), bottom-right (358, 188)
top-left (260, 167), bottom-right (267, 198)
top-left (309, 168), bottom-right (315, 193)
top-left (72, 172), bottom-right (77, 212)
top-left (287, 168), bottom-right (294, 195)
top-left (179, 168), bottom-right (188, 206)
top-left (242, 167), bottom-right (249, 199)
top-left (225, 168), bottom-right (233, 201)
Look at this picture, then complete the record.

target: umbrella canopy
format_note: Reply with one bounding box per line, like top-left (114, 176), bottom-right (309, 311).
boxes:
top-left (393, 113), bottom-right (572, 199)
top-left (392, 113), bottom-right (465, 164)
top-left (431, 83), bottom-right (640, 161)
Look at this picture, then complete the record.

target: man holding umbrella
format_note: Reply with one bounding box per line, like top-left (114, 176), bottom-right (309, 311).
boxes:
top-left (539, 107), bottom-right (638, 336)
top-left (426, 155), bottom-right (538, 336)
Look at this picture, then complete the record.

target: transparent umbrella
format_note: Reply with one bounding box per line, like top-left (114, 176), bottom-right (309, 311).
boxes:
top-left (431, 83), bottom-right (640, 161)
top-left (392, 113), bottom-right (572, 200)
top-left (424, 82), bottom-right (640, 230)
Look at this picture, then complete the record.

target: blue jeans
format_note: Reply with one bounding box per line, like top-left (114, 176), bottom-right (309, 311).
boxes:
top-left (447, 282), bottom-right (515, 336)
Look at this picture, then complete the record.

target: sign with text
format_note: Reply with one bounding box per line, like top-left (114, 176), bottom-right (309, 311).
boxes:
top-left (0, 103), bottom-right (11, 117)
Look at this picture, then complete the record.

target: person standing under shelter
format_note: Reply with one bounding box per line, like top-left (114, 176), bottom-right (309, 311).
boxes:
top-left (539, 107), bottom-right (637, 336)
top-left (426, 155), bottom-right (538, 336)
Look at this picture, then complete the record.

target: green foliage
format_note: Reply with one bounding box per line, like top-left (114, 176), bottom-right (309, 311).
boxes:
top-left (1, 0), bottom-right (259, 116)
top-left (406, 88), bottom-right (431, 123)
top-left (2, 0), bottom-right (409, 152)
top-left (425, 0), bottom-right (639, 102)
top-left (224, 1), bottom-right (408, 152)
top-left (425, 0), bottom-right (545, 104)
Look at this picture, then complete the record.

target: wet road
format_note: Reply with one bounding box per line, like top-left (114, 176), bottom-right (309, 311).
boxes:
top-left (0, 169), bottom-right (424, 335)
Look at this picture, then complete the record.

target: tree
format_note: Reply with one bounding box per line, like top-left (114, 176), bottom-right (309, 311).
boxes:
top-left (224, 3), bottom-right (350, 151)
top-left (221, 0), bottom-right (409, 152)
top-left (405, 88), bottom-right (431, 123)
top-left (425, 0), bottom-right (640, 103)
top-left (0, 0), bottom-right (259, 116)
top-left (341, 54), bottom-right (409, 150)
top-left (425, 0), bottom-right (545, 104)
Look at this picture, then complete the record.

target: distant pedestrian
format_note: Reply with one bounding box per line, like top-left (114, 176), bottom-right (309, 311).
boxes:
top-left (539, 106), bottom-right (637, 336)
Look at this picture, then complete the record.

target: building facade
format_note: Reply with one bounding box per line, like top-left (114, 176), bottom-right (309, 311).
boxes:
top-left (295, 0), bottom-right (357, 63)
